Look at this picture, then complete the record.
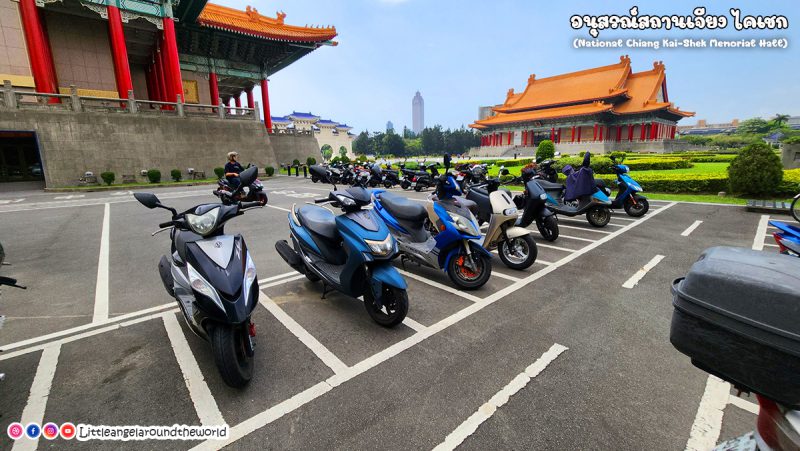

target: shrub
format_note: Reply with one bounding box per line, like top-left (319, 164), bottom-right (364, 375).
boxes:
top-left (536, 140), bottom-right (555, 160)
top-left (292, 159), bottom-right (301, 166)
top-left (100, 171), bottom-right (115, 186)
top-left (783, 136), bottom-right (800, 145)
top-left (609, 151), bottom-right (627, 163)
top-left (170, 169), bottom-right (181, 182)
top-left (306, 157), bottom-right (317, 166)
top-left (727, 142), bottom-right (783, 195)
top-left (624, 158), bottom-right (693, 171)
top-left (214, 167), bottom-right (224, 179)
top-left (147, 169), bottom-right (161, 183)
top-left (265, 166), bottom-right (275, 176)
top-left (339, 155), bottom-right (351, 164)
top-left (356, 155), bottom-right (368, 163)
top-left (687, 155), bottom-right (738, 163)
top-left (495, 158), bottom-right (534, 168)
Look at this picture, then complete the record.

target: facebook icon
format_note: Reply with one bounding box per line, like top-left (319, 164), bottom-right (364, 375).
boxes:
top-left (25, 423), bottom-right (41, 439)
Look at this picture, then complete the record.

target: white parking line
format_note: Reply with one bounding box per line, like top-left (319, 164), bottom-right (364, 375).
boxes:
top-left (622, 255), bottom-right (665, 289)
top-left (686, 375), bottom-right (730, 451)
top-left (556, 235), bottom-right (596, 243)
top-left (93, 203), bottom-right (110, 323)
top-left (261, 294), bottom-right (349, 375)
top-left (0, 303), bottom-right (174, 353)
top-left (259, 274), bottom-right (306, 288)
top-left (162, 313), bottom-right (225, 427)
top-left (558, 217), bottom-right (625, 228)
top-left (610, 216), bottom-right (638, 222)
top-left (681, 220), bottom-right (704, 237)
top-left (396, 269), bottom-right (483, 303)
top-left (12, 345), bottom-right (61, 451)
top-left (752, 215), bottom-right (770, 250)
top-left (191, 202), bottom-right (677, 451)
top-left (403, 317), bottom-right (427, 333)
top-left (432, 344), bottom-right (568, 451)
top-left (266, 204), bottom-right (291, 213)
top-left (490, 271), bottom-right (521, 282)
top-left (764, 243), bottom-right (779, 248)
top-left (558, 224), bottom-right (612, 234)
top-left (260, 271), bottom-right (301, 283)
top-left (535, 242), bottom-right (575, 252)
top-left (728, 395), bottom-right (759, 415)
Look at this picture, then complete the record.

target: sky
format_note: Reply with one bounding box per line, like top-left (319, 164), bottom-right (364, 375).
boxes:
top-left (218, 0), bottom-right (800, 133)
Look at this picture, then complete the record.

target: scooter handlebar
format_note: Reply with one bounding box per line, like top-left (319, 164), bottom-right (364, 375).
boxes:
top-left (158, 221), bottom-right (173, 228)
top-left (239, 201), bottom-right (262, 209)
top-left (314, 198), bottom-right (329, 203)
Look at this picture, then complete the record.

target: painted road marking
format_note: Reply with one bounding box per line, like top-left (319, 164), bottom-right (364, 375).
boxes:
top-left (556, 235), bottom-right (596, 243)
top-left (92, 203), bottom-right (110, 323)
top-left (490, 271), bottom-right (521, 282)
top-left (190, 203), bottom-right (677, 450)
top-left (686, 375), bottom-right (730, 451)
top-left (557, 216), bottom-right (625, 228)
top-left (266, 204), bottom-right (291, 213)
top-left (397, 269), bottom-right (483, 303)
top-left (432, 343), bottom-right (568, 451)
top-left (558, 224), bottom-right (612, 234)
top-left (622, 255), bottom-right (665, 289)
top-left (764, 243), bottom-right (779, 248)
top-left (259, 274), bottom-right (306, 289)
top-left (728, 395), bottom-right (759, 415)
top-left (681, 220), bottom-right (704, 237)
top-left (261, 293), bottom-right (348, 375)
top-left (53, 194), bottom-right (85, 200)
top-left (260, 271), bottom-right (301, 283)
top-left (535, 242), bottom-right (575, 252)
top-left (402, 317), bottom-right (427, 333)
top-left (162, 313), bottom-right (225, 427)
top-left (0, 303), bottom-right (174, 354)
top-left (110, 190), bottom-right (133, 196)
top-left (752, 215), bottom-right (770, 250)
top-left (0, 198), bottom-right (24, 204)
top-left (12, 345), bottom-right (60, 451)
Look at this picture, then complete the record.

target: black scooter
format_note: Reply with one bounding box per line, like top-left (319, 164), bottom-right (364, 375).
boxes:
top-left (513, 166), bottom-right (559, 241)
top-left (0, 242), bottom-right (26, 383)
top-left (134, 167), bottom-right (264, 388)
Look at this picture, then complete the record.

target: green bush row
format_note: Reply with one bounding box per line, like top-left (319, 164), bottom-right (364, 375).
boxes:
top-left (551, 157), bottom-right (692, 174)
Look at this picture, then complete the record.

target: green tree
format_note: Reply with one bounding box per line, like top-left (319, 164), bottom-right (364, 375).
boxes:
top-left (772, 114), bottom-right (791, 128)
top-left (321, 144), bottom-right (333, 160)
top-left (420, 126), bottom-right (444, 154)
top-left (339, 146), bottom-right (348, 157)
top-left (353, 131), bottom-right (370, 155)
top-left (737, 118), bottom-right (771, 135)
top-left (383, 132), bottom-right (405, 155)
top-left (727, 142), bottom-right (783, 194)
top-left (536, 140), bottom-right (556, 160)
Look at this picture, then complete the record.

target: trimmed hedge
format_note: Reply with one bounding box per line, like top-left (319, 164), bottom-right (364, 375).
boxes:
top-left (265, 166), bottom-right (275, 176)
top-left (100, 171), bottom-right (115, 186)
top-left (551, 157), bottom-right (692, 174)
top-left (147, 169), bottom-right (161, 183)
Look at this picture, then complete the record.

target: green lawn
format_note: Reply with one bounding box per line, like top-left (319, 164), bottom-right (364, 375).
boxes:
top-left (635, 162), bottom-right (728, 176)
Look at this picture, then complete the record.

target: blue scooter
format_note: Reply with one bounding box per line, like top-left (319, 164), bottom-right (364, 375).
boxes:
top-left (769, 220), bottom-right (800, 257)
top-left (274, 165), bottom-right (409, 327)
top-left (535, 152), bottom-right (613, 227)
top-left (372, 174), bottom-right (493, 290)
top-left (595, 155), bottom-right (649, 217)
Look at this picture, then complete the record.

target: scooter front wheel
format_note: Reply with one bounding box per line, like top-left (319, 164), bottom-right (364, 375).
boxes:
top-left (623, 196), bottom-right (648, 217)
top-left (536, 215), bottom-right (559, 242)
top-left (364, 286), bottom-right (408, 327)
top-left (384, 181), bottom-right (393, 189)
top-left (210, 323), bottom-right (253, 388)
top-left (498, 234), bottom-right (538, 270)
top-left (586, 206), bottom-right (611, 227)
top-left (447, 248), bottom-right (492, 289)
top-left (256, 191), bottom-right (268, 206)
top-left (400, 181), bottom-right (410, 190)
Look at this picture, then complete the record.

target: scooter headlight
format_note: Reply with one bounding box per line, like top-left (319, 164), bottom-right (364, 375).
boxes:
top-left (336, 194), bottom-right (356, 207)
top-left (187, 264), bottom-right (225, 312)
top-left (448, 213), bottom-right (479, 236)
top-left (365, 235), bottom-right (396, 257)
top-left (186, 207), bottom-right (220, 236)
top-left (539, 193), bottom-right (547, 200)
top-left (503, 208), bottom-right (518, 216)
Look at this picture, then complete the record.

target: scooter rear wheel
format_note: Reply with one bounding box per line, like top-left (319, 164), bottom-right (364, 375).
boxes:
top-left (623, 196), bottom-right (648, 217)
top-left (210, 323), bottom-right (253, 388)
top-left (586, 206), bottom-right (611, 227)
top-left (792, 197), bottom-right (800, 223)
top-left (536, 215), bottom-right (559, 242)
top-left (447, 248), bottom-right (492, 289)
top-left (256, 191), bottom-right (268, 206)
top-left (401, 181), bottom-right (410, 190)
top-left (498, 234), bottom-right (538, 270)
top-left (384, 181), bottom-right (393, 189)
top-left (363, 286), bottom-right (408, 327)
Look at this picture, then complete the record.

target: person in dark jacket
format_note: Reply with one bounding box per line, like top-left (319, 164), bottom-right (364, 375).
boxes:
top-left (443, 153), bottom-right (452, 171)
top-left (224, 151), bottom-right (244, 188)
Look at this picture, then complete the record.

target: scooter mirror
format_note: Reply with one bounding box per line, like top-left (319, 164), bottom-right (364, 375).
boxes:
top-left (134, 192), bottom-right (161, 209)
top-left (238, 166), bottom-right (258, 186)
top-left (501, 168), bottom-right (510, 176)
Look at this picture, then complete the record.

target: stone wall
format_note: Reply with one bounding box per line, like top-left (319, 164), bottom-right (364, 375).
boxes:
top-left (270, 133), bottom-right (322, 167)
top-left (0, 0), bottom-right (32, 81)
top-left (0, 109), bottom-right (280, 187)
top-left (782, 144), bottom-right (800, 169)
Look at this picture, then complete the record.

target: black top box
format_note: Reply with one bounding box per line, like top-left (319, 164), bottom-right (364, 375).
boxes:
top-left (670, 246), bottom-right (800, 408)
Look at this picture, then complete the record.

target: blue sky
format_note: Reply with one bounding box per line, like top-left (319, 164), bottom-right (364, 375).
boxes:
top-left (220, 0), bottom-right (799, 133)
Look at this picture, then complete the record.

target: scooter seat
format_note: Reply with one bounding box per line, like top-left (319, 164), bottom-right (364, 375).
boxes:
top-left (297, 205), bottom-right (339, 240)
top-left (380, 192), bottom-right (428, 222)
top-left (537, 180), bottom-right (564, 191)
top-left (470, 187), bottom-right (489, 196)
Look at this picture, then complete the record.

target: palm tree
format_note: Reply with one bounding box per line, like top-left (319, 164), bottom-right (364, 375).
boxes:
top-left (773, 114), bottom-right (791, 127)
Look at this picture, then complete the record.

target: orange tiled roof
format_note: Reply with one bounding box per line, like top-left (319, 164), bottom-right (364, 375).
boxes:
top-left (197, 4), bottom-right (338, 43)
top-left (494, 56), bottom-right (632, 113)
top-left (472, 102), bottom-right (614, 128)
top-left (613, 61), bottom-right (693, 117)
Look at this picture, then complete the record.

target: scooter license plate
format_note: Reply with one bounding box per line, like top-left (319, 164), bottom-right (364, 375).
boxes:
top-left (456, 175), bottom-right (464, 181)
top-left (411, 182), bottom-right (416, 187)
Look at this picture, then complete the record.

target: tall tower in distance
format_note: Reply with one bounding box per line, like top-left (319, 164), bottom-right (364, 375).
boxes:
top-left (412, 91), bottom-right (424, 134)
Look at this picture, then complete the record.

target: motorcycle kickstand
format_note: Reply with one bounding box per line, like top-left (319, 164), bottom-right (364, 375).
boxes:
top-left (321, 282), bottom-right (332, 300)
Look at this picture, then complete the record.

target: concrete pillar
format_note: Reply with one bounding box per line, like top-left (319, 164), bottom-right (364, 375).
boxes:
top-left (107, 5), bottom-right (133, 99)
top-left (18, 0), bottom-right (59, 102)
top-left (261, 76), bottom-right (271, 131)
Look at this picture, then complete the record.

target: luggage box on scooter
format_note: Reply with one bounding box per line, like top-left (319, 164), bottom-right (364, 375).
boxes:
top-left (670, 246), bottom-right (800, 408)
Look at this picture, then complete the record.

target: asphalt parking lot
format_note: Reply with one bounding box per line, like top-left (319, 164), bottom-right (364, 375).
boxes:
top-left (0, 175), bottom-right (778, 450)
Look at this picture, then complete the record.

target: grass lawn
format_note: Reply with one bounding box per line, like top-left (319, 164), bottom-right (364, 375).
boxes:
top-left (635, 162), bottom-right (729, 175)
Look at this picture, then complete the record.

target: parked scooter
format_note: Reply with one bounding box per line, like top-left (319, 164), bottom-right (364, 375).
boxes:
top-left (213, 164), bottom-right (268, 206)
top-left (536, 153), bottom-right (613, 227)
top-left (595, 156), bottom-right (649, 217)
top-left (0, 242), bottom-right (26, 383)
top-left (275, 165), bottom-right (409, 327)
top-left (373, 174), bottom-right (493, 289)
top-left (454, 163), bottom-right (488, 191)
top-left (134, 166), bottom-right (263, 388)
top-left (535, 159), bottom-right (559, 183)
top-left (670, 247), bottom-right (800, 451)
top-left (403, 162), bottom-right (440, 192)
top-left (464, 170), bottom-right (538, 269)
top-left (512, 166), bottom-right (559, 241)
top-left (382, 164), bottom-right (401, 188)
top-left (770, 220), bottom-right (800, 256)
top-left (367, 163), bottom-right (385, 188)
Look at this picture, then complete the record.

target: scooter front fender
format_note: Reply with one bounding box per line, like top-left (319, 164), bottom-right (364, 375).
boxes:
top-left (442, 240), bottom-right (491, 270)
top-left (505, 226), bottom-right (532, 239)
top-left (370, 262), bottom-right (407, 291)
